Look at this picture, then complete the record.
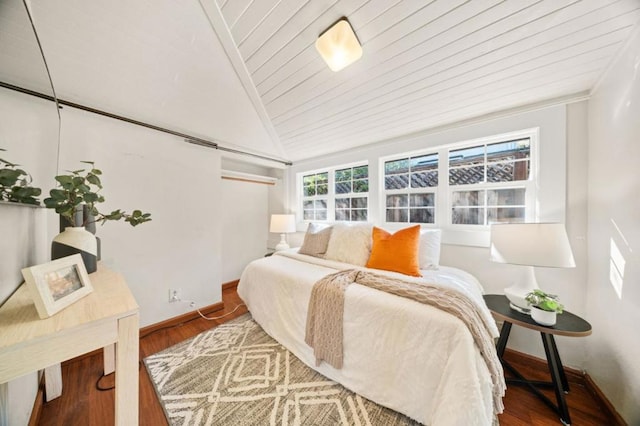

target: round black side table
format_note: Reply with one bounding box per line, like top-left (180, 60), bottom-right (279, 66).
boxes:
top-left (483, 294), bottom-right (592, 426)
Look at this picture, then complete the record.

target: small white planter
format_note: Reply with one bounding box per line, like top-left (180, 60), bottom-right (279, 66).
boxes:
top-left (530, 306), bottom-right (557, 326)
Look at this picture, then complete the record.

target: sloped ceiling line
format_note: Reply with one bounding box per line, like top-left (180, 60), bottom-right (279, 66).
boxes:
top-left (199, 0), bottom-right (287, 160)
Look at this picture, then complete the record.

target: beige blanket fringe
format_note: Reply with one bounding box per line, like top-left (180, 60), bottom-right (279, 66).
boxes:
top-left (305, 269), bottom-right (506, 415)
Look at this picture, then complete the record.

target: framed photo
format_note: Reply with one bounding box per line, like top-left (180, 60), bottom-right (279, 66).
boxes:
top-left (21, 254), bottom-right (94, 319)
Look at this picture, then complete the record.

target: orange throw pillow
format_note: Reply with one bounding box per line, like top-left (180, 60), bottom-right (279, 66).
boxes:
top-left (366, 225), bottom-right (422, 277)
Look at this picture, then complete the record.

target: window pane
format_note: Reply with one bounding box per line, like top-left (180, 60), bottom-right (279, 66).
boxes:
top-left (335, 210), bottom-right (349, 221)
top-left (410, 154), bottom-right (438, 171)
top-left (449, 146), bottom-right (484, 167)
top-left (385, 174), bottom-right (409, 190)
top-left (452, 191), bottom-right (481, 207)
top-left (487, 139), bottom-right (530, 162)
top-left (385, 159), bottom-right (409, 175)
top-left (411, 171), bottom-right (438, 188)
top-left (410, 208), bottom-right (434, 223)
top-left (303, 200), bottom-right (314, 209)
top-left (452, 208), bottom-right (485, 224)
top-left (352, 210), bottom-right (368, 221)
top-left (335, 198), bottom-right (349, 209)
top-left (386, 208), bottom-right (408, 222)
top-left (449, 166), bottom-right (484, 185)
top-left (335, 168), bottom-right (352, 181)
top-left (410, 193), bottom-right (434, 207)
top-left (303, 186), bottom-right (316, 196)
top-left (487, 160), bottom-right (530, 182)
top-left (351, 197), bottom-right (367, 208)
top-left (317, 172), bottom-right (328, 184)
top-left (316, 210), bottom-right (327, 220)
top-left (315, 199), bottom-right (327, 209)
top-left (303, 210), bottom-right (314, 220)
top-left (487, 188), bottom-right (526, 206)
top-left (317, 184), bottom-right (328, 195)
top-left (335, 182), bottom-right (351, 194)
top-left (353, 179), bottom-right (368, 193)
top-left (487, 207), bottom-right (525, 224)
top-left (303, 175), bottom-right (315, 185)
top-left (386, 194), bottom-right (408, 208)
top-left (353, 166), bottom-right (368, 179)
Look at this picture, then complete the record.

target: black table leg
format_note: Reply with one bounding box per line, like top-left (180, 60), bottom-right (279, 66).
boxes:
top-left (548, 333), bottom-right (570, 393)
top-left (542, 333), bottom-right (571, 425)
top-left (496, 321), bottom-right (512, 358)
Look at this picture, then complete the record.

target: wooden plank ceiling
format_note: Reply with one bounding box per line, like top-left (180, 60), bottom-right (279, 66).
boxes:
top-left (214, 0), bottom-right (640, 161)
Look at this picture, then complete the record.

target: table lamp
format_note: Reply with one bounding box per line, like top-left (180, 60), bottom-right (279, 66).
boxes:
top-left (270, 214), bottom-right (296, 251)
top-left (490, 223), bottom-right (575, 313)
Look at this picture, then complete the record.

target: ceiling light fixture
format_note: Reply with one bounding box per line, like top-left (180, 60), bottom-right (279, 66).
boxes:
top-left (315, 18), bottom-right (362, 72)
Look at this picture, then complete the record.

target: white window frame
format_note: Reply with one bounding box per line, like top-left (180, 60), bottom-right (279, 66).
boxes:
top-left (381, 152), bottom-right (439, 227)
top-left (298, 161), bottom-right (370, 223)
top-left (380, 128), bottom-right (539, 237)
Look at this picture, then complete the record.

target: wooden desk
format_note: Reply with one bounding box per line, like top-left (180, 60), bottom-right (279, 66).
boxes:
top-left (0, 267), bottom-right (139, 425)
top-left (484, 294), bottom-right (591, 426)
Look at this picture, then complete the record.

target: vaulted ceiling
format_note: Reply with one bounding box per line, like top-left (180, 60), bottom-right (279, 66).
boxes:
top-left (1, 0), bottom-right (639, 164)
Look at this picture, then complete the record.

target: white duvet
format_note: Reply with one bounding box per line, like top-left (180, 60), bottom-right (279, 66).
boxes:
top-left (238, 249), bottom-right (500, 425)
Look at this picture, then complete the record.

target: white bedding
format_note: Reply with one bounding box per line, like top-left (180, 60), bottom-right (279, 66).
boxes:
top-left (238, 249), bottom-right (499, 425)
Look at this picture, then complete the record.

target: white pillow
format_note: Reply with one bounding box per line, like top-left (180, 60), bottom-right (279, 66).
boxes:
top-left (419, 229), bottom-right (442, 270)
top-left (324, 223), bottom-right (373, 266)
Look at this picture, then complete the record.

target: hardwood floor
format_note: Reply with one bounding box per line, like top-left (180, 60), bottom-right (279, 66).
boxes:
top-left (39, 286), bottom-right (616, 425)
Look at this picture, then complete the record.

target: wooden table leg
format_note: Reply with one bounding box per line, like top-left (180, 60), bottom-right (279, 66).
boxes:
top-left (115, 313), bottom-right (139, 426)
top-left (103, 344), bottom-right (115, 375)
top-left (44, 363), bottom-right (62, 401)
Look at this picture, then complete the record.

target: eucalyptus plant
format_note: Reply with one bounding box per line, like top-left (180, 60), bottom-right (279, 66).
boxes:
top-left (525, 289), bottom-right (564, 313)
top-left (0, 148), bottom-right (42, 205)
top-left (43, 161), bottom-right (151, 227)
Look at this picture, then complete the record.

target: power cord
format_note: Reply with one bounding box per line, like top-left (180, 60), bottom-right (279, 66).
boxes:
top-left (94, 301), bottom-right (247, 391)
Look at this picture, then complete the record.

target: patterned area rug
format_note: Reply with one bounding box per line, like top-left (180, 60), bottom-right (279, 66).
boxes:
top-left (144, 313), bottom-right (420, 425)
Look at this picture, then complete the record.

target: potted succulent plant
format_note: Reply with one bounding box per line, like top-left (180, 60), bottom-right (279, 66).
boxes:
top-left (525, 289), bottom-right (564, 326)
top-left (0, 148), bottom-right (42, 205)
top-left (43, 161), bottom-right (151, 273)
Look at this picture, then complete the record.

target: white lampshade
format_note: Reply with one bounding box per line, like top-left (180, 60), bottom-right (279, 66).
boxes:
top-left (270, 214), bottom-right (296, 251)
top-left (315, 19), bottom-right (362, 72)
top-left (490, 223), bottom-right (575, 312)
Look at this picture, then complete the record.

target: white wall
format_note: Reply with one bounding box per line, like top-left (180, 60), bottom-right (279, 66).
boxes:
top-left (585, 26), bottom-right (640, 424)
top-left (55, 106), bottom-right (223, 326)
top-left (0, 90), bottom-right (56, 426)
top-left (285, 104), bottom-right (592, 367)
top-left (220, 178), bottom-right (268, 282)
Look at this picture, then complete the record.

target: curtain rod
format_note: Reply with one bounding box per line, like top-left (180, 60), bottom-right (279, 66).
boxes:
top-left (0, 81), bottom-right (293, 166)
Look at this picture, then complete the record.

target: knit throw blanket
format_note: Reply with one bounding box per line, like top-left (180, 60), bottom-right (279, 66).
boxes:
top-left (304, 269), bottom-right (506, 415)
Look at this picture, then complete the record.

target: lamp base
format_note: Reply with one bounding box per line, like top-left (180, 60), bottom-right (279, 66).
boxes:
top-left (274, 233), bottom-right (290, 251)
top-left (504, 265), bottom-right (538, 314)
top-left (508, 302), bottom-right (531, 314)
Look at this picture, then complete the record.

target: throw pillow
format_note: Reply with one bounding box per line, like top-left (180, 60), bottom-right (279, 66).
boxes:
top-left (419, 229), bottom-right (442, 270)
top-left (298, 223), bottom-right (333, 257)
top-left (324, 223), bottom-right (373, 266)
top-left (366, 225), bottom-right (422, 277)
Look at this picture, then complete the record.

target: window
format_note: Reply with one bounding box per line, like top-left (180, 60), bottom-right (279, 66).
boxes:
top-left (335, 165), bottom-right (369, 221)
top-left (449, 138), bottom-right (531, 225)
top-left (384, 153), bottom-right (438, 224)
top-left (301, 163), bottom-right (369, 222)
top-left (302, 172), bottom-right (328, 220)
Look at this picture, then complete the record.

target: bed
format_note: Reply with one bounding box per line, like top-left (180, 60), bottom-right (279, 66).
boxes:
top-left (238, 223), bottom-right (503, 425)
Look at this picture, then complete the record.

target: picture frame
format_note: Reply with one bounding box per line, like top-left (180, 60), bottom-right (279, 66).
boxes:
top-left (21, 254), bottom-right (94, 319)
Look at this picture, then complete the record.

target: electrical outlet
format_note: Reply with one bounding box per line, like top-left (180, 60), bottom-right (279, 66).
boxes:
top-left (169, 288), bottom-right (181, 303)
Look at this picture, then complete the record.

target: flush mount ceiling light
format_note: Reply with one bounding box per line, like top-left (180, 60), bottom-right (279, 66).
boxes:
top-left (315, 18), bottom-right (362, 72)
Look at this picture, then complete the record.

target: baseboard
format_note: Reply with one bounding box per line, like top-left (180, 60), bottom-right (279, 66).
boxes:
top-left (28, 376), bottom-right (44, 426)
top-left (62, 301), bottom-right (226, 366)
top-left (504, 348), bottom-right (627, 425)
top-left (584, 373), bottom-right (628, 426)
top-left (222, 279), bottom-right (239, 291)
top-left (140, 301), bottom-right (225, 338)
